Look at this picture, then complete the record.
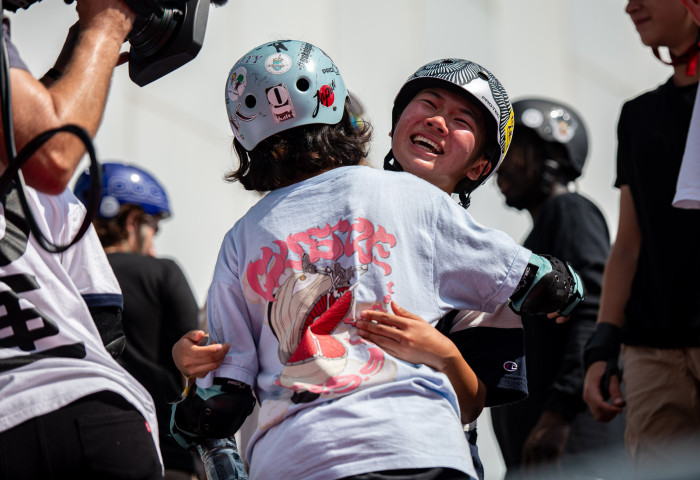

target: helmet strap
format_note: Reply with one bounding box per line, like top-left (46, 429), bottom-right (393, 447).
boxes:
top-left (652, 31), bottom-right (700, 76)
top-left (383, 149), bottom-right (404, 172)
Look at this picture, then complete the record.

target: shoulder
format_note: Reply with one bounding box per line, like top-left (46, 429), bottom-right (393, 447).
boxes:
top-left (621, 78), bottom-right (672, 117)
top-left (545, 192), bottom-right (605, 218)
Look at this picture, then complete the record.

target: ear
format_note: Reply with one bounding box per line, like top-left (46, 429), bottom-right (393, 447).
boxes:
top-left (465, 157), bottom-right (491, 181)
top-left (124, 209), bottom-right (141, 234)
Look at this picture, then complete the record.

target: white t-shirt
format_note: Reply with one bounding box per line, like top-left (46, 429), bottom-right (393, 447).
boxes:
top-left (674, 85), bottom-right (700, 209)
top-left (0, 184), bottom-right (161, 466)
top-left (202, 166), bottom-right (531, 480)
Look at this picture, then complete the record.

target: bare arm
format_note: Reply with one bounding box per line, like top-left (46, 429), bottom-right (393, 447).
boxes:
top-left (357, 301), bottom-right (486, 424)
top-left (1, 0), bottom-right (135, 194)
top-left (583, 186), bottom-right (639, 421)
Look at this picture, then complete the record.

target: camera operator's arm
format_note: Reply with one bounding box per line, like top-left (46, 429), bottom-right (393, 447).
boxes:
top-left (1, 0), bottom-right (135, 195)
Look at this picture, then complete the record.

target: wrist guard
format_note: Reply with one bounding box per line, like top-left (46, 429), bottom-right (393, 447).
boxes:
top-left (509, 254), bottom-right (586, 316)
top-left (170, 378), bottom-right (256, 450)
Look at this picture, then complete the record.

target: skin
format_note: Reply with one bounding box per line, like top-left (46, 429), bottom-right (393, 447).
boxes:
top-left (1, 0), bottom-right (135, 194)
top-left (390, 87), bottom-right (492, 192)
top-left (582, 0), bottom-right (698, 422)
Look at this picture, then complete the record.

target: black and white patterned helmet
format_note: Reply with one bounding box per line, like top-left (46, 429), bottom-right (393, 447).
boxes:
top-left (390, 58), bottom-right (514, 190)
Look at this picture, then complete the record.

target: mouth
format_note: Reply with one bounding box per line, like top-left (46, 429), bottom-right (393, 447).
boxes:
top-left (630, 15), bottom-right (650, 29)
top-left (411, 135), bottom-right (444, 155)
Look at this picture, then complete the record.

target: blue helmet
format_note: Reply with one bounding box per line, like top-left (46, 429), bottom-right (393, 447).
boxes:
top-left (74, 162), bottom-right (171, 219)
top-left (225, 40), bottom-right (348, 150)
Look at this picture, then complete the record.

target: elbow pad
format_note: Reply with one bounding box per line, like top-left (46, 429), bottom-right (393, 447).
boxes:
top-left (170, 378), bottom-right (256, 450)
top-left (509, 254), bottom-right (586, 316)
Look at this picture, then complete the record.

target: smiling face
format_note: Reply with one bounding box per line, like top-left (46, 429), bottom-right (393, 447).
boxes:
top-left (391, 87), bottom-right (490, 194)
top-left (626, 0), bottom-right (697, 54)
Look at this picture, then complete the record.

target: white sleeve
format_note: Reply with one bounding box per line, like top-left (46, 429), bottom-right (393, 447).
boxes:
top-left (59, 190), bottom-right (121, 299)
top-left (431, 196), bottom-right (531, 313)
top-left (674, 89), bottom-right (700, 209)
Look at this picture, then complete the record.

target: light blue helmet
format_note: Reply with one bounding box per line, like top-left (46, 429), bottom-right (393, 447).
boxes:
top-left (74, 162), bottom-right (171, 220)
top-left (225, 40), bottom-right (348, 150)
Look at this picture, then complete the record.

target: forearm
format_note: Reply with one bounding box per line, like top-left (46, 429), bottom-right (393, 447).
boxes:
top-left (438, 346), bottom-right (486, 424)
top-left (596, 243), bottom-right (638, 329)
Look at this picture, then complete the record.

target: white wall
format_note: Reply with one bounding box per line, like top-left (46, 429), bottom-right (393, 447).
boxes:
top-left (9, 1), bottom-right (670, 478)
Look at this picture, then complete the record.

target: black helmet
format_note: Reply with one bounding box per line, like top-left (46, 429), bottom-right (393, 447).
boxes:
top-left (511, 97), bottom-right (588, 181)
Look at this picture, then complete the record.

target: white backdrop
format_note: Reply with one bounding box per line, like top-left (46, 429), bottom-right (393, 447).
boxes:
top-left (10, 1), bottom-right (670, 478)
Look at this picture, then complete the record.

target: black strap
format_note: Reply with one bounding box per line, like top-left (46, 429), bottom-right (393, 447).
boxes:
top-left (435, 309), bottom-right (460, 335)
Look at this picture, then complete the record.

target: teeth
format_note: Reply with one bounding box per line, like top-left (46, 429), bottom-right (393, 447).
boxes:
top-left (411, 135), bottom-right (443, 154)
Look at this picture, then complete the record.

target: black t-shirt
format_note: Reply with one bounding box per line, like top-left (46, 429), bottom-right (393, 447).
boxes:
top-left (107, 252), bottom-right (199, 471)
top-left (616, 78), bottom-right (700, 347)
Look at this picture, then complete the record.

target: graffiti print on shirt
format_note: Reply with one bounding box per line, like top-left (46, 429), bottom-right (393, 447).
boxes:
top-left (245, 217), bottom-right (397, 405)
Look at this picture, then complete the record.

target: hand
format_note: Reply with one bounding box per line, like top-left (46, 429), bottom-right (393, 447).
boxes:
top-left (76, 0), bottom-right (136, 41)
top-left (681, 0), bottom-right (700, 25)
top-left (547, 311), bottom-right (570, 324)
top-left (583, 360), bottom-right (625, 422)
top-left (356, 301), bottom-right (458, 371)
top-left (172, 330), bottom-right (230, 378)
top-left (521, 411), bottom-right (570, 474)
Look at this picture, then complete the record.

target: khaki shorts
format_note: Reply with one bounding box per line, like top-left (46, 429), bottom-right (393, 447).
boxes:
top-left (622, 345), bottom-right (700, 472)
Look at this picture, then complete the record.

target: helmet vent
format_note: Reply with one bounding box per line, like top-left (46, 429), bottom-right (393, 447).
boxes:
top-left (296, 78), bottom-right (310, 92)
top-left (245, 95), bottom-right (256, 108)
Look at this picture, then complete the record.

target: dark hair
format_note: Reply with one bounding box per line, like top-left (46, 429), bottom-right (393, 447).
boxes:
top-left (225, 104), bottom-right (372, 192)
top-left (93, 204), bottom-right (145, 248)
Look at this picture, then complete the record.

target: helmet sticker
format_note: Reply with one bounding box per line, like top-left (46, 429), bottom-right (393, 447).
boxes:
top-left (312, 80), bottom-right (337, 118)
top-left (521, 107), bottom-right (544, 129)
top-left (504, 108), bottom-right (514, 154)
top-left (238, 54), bottom-right (264, 64)
top-left (548, 108), bottom-right (577, 143)
top-left (297, 42), bottom-right (313, 69)
top-left (258, 40), bottom-right (290, 53)
top-left (265, 53), bottom-right (292, 75)
top-left (266, 83), bottom-right (296, 123)
top-left (227, 67), bottom-right (247, 101)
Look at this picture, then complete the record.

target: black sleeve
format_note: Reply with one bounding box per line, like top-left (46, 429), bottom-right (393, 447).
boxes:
top-left (448, 326), bottom-right (528, 407)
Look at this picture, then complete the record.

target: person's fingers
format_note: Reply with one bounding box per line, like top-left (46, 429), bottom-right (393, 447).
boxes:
top-left (608, 373), bottom-right (626, 407)
top-left (390, 301), bottom-right (423, 321)
top-left (116, 51), bottom-right (130, 66)
top-left (359, 310), bottom-right (405, 329)
top-left (183, 330), bottom-right (206, 344)
top-left (584, 363), bottom-right (623, 422)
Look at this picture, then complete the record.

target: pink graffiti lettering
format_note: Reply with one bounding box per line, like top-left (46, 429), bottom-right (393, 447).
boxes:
top-left (247, 240), bottom-right (288, 301)
top-left (246, 218), bottom-right (396, 299)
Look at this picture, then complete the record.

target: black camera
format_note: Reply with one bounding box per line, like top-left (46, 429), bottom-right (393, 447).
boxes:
top-left (3, 0), bottom-right (214, 86)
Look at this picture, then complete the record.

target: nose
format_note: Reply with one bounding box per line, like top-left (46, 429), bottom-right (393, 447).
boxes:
top-left (625, 0), bottom-right (639, 15)
top-left (424, 115), bottom-right (448, 135)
